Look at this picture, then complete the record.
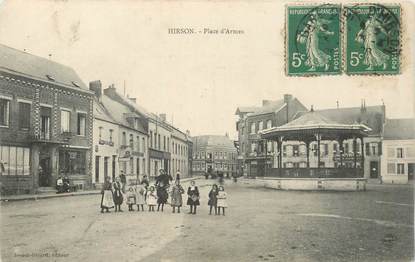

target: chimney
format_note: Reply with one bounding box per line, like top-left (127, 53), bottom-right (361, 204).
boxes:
top-left (89, 80), bottom-right (102, 100)
top-left (262, 100), bottom-right (272, 106)
top-left (129, 98), bottom-right (137, 104)
top-left (103, 84), bottom-right (117, 97)
top-left (159, 113), bottom-right (166, 122)
top-left (284, 94), bottom-right (293, 104)
top-left (284, 94), bottom-right (293, 124)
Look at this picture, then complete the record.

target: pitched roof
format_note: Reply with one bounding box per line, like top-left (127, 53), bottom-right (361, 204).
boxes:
top-left (262, 110), bottom-right (371, 134)
top-left (193, 135), bottom-right (236, 150)
top-left (0, 44), bottom-right (87, 90)
top-left (383, 118), bottom-right (415, 140)
top-left (235, 106), bottom-right (260, 115)
top-left (101, 95), bottom-right (146, 134)
top-left (93, 98), bottom-right (117, 124)
top-left (247, 99), bottom-right (286, 117)
top-left (295, 105), bottom-right (385, 136)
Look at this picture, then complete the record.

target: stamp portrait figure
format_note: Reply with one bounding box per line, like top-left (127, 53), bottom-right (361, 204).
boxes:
top-left (355, 15), bottom-right (389, 70)
top-left (296, 11), bottom-right (334, 71)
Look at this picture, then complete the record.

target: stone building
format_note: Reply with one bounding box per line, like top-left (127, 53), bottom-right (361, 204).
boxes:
top-left (171, 127), bottom-right (191, 178)
top-left (192, 135), bottom-right (238, 178)
top-left (235, 94), bottom-right (307, 177)
top-left (381, 118), bottom-right (415, 184)
top-left (0, 44), bottom-right (94, 195)
top-left (100, 85), bottom-right (148, 185)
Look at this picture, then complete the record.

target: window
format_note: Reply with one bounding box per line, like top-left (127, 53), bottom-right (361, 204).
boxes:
top-left (59, 150), bottom-right (86, 175)
top-left (312, 144), bottom-right (318, 156)
top-left (397, 163), bottom-right (405, 174)
top-left (397, 148), bottom-right (404, 158)
top-left (60, 110), bottom-right (71, 133)
top-left (324, 144), bottom-right (329, 156)
top-left (266, 120), bottom-right (272, 129)
top-left (129, 134), bottom-right (134, 150)
top-left (0, 146), bottom-right (30, 176)
top-left (137, 136), bottom-right (140, 152)
top-left (258, 121), bottom-right (263, 131)
top-left (40, 107), bottom-right (51, 140)
top-left (371, 145), bottom-right (377, 156)
top-left (293, 145), bottom-right (299, 157)
top-left (333, 143), bottom-right (338, 153)
top-left (167, 137), bottom-right (170, 152)
top-left (18, 102), bottom-right (31, 130)
top-left (158, 134), bottom-right (161, 150)
top-left (366, 143), bottom-right (371, 156)
top-left (0, 98), bottom-right (10, 127)
top-left (77, 113), bottom-right (86, 136)
top-left (150, 131), bottom-right (153, 148)
top-left (163, 136), bottom-right (166, 151)
top-left (98, 127), bottom-right (103, 139)
top-left (142, 137), bottom-right (145, 153)
top-left (344, 143), bottom-right (349, 154)
top-left (109, 129), bottom-right (113, 142)
top-left (250, 123), bottom-right (256, 134)
top-left (122, 132), bottom-right (127, 145)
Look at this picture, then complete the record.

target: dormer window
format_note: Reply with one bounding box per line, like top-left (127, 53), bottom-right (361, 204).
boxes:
top-left (46, 75), bottom-right (55, 81)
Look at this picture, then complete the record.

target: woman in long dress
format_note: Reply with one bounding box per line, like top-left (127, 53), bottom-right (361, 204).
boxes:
top-left (100, 176), bottom-right (115, 213)
top-left (297, 12), bottom-right (334, 71)
top-left (170, 180), bottom-right (185, 213)
top-left (355, 15), bottom-right (389, 70)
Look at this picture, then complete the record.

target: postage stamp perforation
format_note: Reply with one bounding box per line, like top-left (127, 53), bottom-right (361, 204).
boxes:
top-left (344, 3), bottom-right (401, 75)
top-left (286, 3), bottom-right (342, 76)
top-left (286, 2), bottom-right (402, 76)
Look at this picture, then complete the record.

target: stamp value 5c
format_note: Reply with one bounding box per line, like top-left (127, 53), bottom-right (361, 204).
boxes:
top-left (345, 4), bottom-right (401, 75)
top-left (286, 4), bottom-right (342, 76)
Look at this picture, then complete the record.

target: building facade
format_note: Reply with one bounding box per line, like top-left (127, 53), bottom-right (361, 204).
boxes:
top-left (0, 44), bottom-right (94, 195)
top-left (192, 135), bottom-right (238, 178)
top-left (381, 118), bottom-right (415, 184)
top-left (171, 128), bottom-right (190, 178)
top-left (236, 95), bottom-right (386, 179)
top-left (235, 94), bottom-right (307, 177)
top-left (101, 85), bottom-right (148, 185)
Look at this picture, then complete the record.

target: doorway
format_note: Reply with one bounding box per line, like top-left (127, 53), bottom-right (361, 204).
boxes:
top-left (408, 163), bottom-right (414, 180)
top-left (370, 161), bottom-right (379, 178)
top-left (39, 157), bottom-right (51, 186)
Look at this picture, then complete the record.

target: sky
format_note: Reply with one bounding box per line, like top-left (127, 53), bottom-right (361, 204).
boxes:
top-left (0, 0), bottom-right (414, 139)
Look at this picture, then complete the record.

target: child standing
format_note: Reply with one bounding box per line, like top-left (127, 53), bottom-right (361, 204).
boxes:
top-left (135, 183), bottom-right (146, 211)
top-left (217, 186), bottom-right (227, 216)
top-left (146, 186), bottom-right (157, 212)
top-left (170, 180), bottom-right (184, 213)
top-left (126, 187), bottom-right (136, 211)
top-left (208, 184), bottom-right (218, 215)
top-left (112, 177), bottom-right (124, 212)
top-left (186, 180), bottom-right (200, 215)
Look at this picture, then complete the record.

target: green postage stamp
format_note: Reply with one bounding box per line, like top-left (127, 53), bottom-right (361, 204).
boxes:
top-left (286, 4), bottom-right (342, 76)
top-left (345, 4), bottom-right (401, 75)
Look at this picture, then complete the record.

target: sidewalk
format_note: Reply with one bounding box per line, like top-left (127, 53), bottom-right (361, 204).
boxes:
top-left (1, 176), bottom-right (211, 202)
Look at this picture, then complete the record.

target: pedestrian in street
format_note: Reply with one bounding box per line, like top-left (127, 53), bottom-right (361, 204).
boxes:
top-left (63, 175), bottom-right (70, 192)
top-left (187, 180), bottom-right (200, 215)
top-left (120, 170), bottom-right (127, 193)
top-left (170, 179), bottom-right (184, 213)
top-left (146, 185), bottom-right (157, 212)
top-left (100, 176), bottom-right (115, 213)
top-left (155, 169), bottom-right (170, 212)
top-left (135, 183), bottom-right (146, 211)
top-left (56, 176), bottom-right (64, 194)
top-left (176, 170), bottom-right (181, 182)
top-left (112, 176), bottom-right (124, 212)
top-left (126, 186), bottom-right (136, 211)
top-left (141, 174), bottom-right (149, 189)
top-left (217, 186), bottom-right (227, 216)
top-left (208, 184), bottom-right (219, 215)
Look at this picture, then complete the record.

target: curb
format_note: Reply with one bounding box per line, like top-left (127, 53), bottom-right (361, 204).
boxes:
top-left (1, 176), bottom-right (212, 202)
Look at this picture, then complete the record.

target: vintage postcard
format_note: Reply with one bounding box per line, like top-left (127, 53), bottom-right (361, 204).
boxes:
top-left (0, 0), bottom-right (414, 262)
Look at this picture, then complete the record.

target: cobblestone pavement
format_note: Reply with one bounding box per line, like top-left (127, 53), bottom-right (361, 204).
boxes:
top-left (1, 180), bottom-right (413, 262)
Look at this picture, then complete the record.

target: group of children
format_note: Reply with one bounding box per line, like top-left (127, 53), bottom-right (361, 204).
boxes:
top-left (100, 177), bottom-right (228, 216)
